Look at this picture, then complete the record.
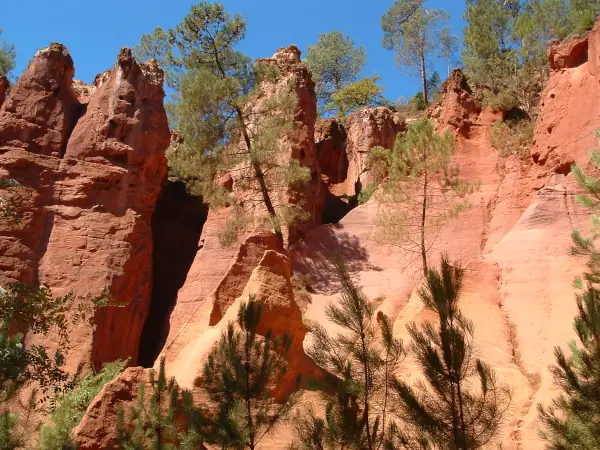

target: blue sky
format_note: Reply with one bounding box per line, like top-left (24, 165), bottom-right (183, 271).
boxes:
top-left (1, 0), bottom-right (466, 101)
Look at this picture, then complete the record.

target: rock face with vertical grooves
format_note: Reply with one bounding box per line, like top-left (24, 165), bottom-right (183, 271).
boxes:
top-left (0, 44), bottom-right (170, 371)
top-left (0, 43), bottom-right (82, 156)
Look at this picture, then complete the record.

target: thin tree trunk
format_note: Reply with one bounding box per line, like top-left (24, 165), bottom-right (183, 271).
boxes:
top-left (213, 45), bottom-right (284, 250)
top-left (245, 329), bottom-right (255, 450)
top-left (421, 175), bottom-right (428, 277)
top-left (442, 319), bottom-right (461, 449)
top-left (451, 312), bottom-right (467, 449)
top-left (236, 106), bottom-right (284, 250)
top-left (360, 329), bottom-right (373, 450)
top-left (420, 52), bottom-right (428, 105)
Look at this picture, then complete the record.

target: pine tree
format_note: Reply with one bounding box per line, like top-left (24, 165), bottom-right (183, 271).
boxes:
top-left (324, 76), bottom-right (390, 118)
top-left (292, 257), bottom-right (405, 450)
top-left (0, 28), bottom-right (15, 78)
top-left (370, 118), bottom-right (477, 276)
top-left (117, 358), bottom-right (204, 450)
top-left (462, 0), bottom-right (520, 102)
top-left (389, 258), bottom-right (511, 449)
top-left (538, 137), bottom-right (600, 449)
top-left (381, 1), bottom-right (454, 105)
top-left (135, 2), bottom-right (312, 249)
top-left (305, 31), bottom-right (366, 112)
top-left (202, 296), bottom-right (297, 450)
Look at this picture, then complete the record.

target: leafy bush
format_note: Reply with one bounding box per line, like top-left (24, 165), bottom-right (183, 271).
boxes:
top-left (39, 360), bottom-right (126, 450)
top-left (490, 118), bottom-right (534, 158)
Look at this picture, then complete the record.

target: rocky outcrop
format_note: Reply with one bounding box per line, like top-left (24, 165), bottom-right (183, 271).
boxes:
top-left (344, 106), bottom-right (403, 196)
top-left (315, 107), bottom-right (404, 223)
top-left (0, 76), bottom-right (8, 109)
top-left (0, 43), bottom-right (82, 156)
top-left (428, 69), bottom-right (482, 135)
top-left (548, 34), bottom-right (589, 70)
top-left (250, 46), bottom-right (326, 243)
top-left (532, 21), bottom-right (600, 175)
top-left (160, 248), bottom-right (322, 400)
top-left (0, 44), bottom-right (169, 370)
top-left (65, 48), bottom-right (169, 171)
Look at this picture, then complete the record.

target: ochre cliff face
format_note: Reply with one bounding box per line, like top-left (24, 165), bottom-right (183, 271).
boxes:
top-left (0, 44), bottom-right (169, 371)
top-left (0, 76), bottom-right (8, 109)
top-left (294, 27), bottom-right (600, 450)
top-left (3, 22), bottom-right (600, 449)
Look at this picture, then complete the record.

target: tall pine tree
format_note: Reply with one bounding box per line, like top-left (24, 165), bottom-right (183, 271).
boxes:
top-left (370, 118), bottom-right (477, 276)
top-left (292, 257), bottom-right (405, 450)
top-left (389, 258), bottom-right (511, 449)
top-left (381, 1), bottom-right (453, 105)
top-left (134, 2), bottom-right (312, 249)
top-left (202, 297), bottom-right (297, 450)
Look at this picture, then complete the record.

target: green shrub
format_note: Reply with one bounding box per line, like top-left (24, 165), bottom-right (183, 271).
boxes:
top-left (408, 91), bottom-right (427, 111)
top-left (490, 119), bottom-right (534, 159)
top-left (39, 360), bottom-right (126, 450)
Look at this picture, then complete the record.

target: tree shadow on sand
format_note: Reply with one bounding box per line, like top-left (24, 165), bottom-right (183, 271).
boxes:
top-left (292, 222), bottom-right (383, 296)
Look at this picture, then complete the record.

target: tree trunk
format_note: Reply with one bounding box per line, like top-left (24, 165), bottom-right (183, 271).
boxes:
top-left (360, 329), bottom-right (373, 450)
top-left (214, 47), bottom-right (284, 250)
top-left (236, 107), bottom-right (284, 250)
top-left (421, 175), bottom-right (428, 277)
top-left (245, 330), bottom-right (256, 450)
top-left (420, 52), bottom-right (429, 105)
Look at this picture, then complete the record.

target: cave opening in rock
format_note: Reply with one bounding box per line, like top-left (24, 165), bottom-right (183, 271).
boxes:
top-left (138, 181), bottom-right (208, 368)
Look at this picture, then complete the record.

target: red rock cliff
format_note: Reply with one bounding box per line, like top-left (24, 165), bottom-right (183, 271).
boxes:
top-left (0, 44), bottom-right (170, 371)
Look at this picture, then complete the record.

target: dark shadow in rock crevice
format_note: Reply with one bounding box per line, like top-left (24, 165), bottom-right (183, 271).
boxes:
top-left (138, 181), bottom-right (208, 368)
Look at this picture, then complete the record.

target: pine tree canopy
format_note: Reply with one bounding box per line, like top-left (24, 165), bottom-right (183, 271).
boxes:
top-left (324, 76), bottom-right (390, 117)
top-left (305, 30), bottom-right (366, 111)
top-left (135, 2), bottom-right (312, 249)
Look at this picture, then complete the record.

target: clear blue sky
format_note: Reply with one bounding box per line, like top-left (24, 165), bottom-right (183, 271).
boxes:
top-left (1, 0), bottom-right (466, 101)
